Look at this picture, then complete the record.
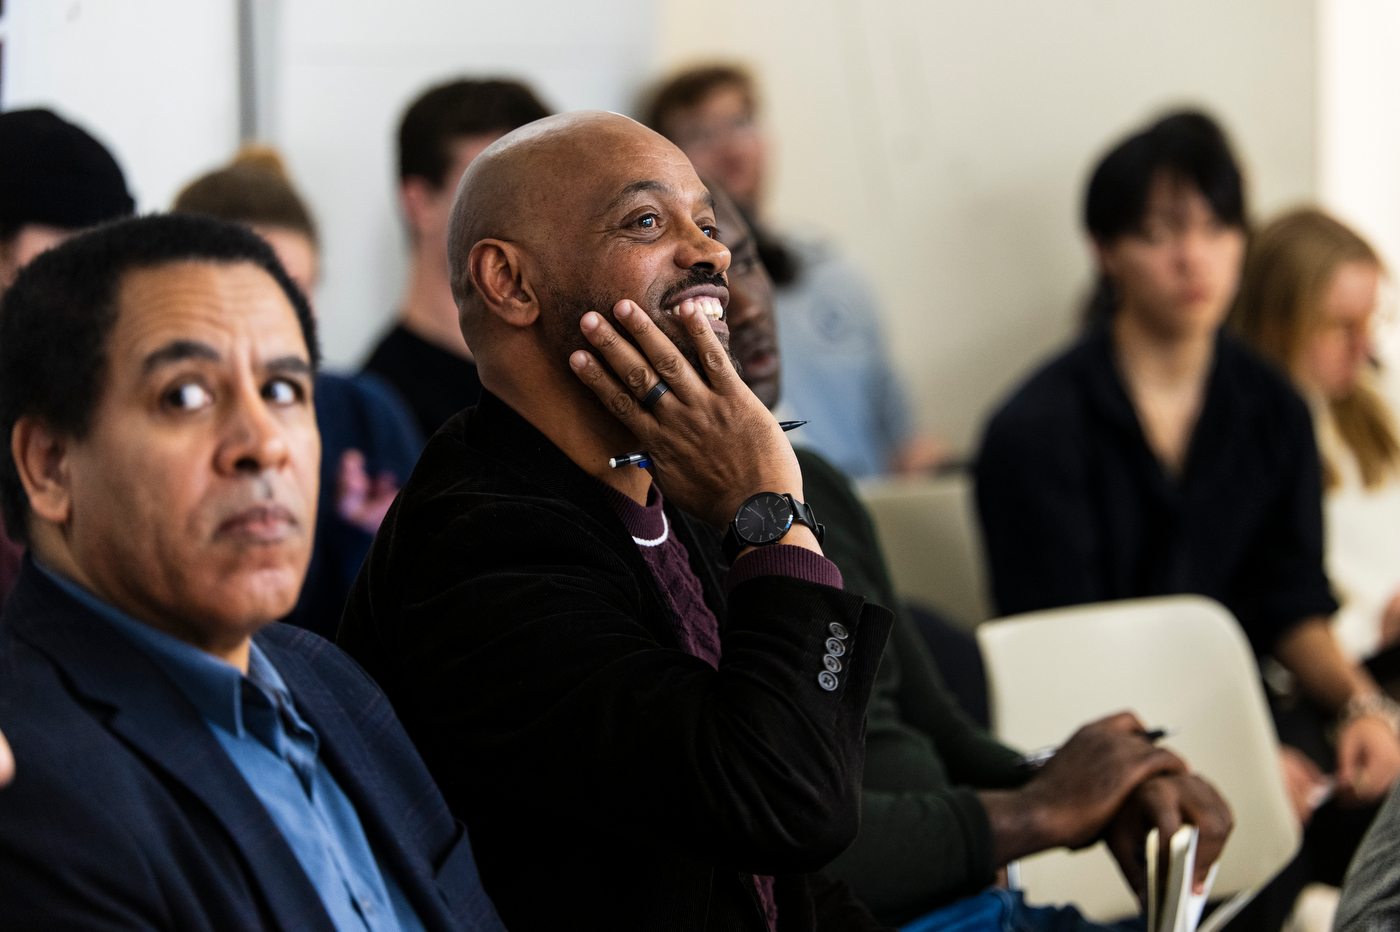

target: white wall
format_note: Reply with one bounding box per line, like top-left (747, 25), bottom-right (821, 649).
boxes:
top-left (657, 0), bottom-right (1319, 451)
top-left (271, 0), bottom-right (660, 366)
top-left (1319, 0), bottom-right (1400, 266)
top-left (2, 0), bottom-right (660, 369)
top-left (1317, 0), bottom-right (1400, 391)
top-left (1, 0), bottom-right (239, 214)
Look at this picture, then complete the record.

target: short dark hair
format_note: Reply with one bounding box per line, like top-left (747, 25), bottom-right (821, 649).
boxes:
top-left (1082, 110), bottom-right (1247, 324)
top-left (173, 146), bottom-right (317, 247)
top-left (640, 64), bottom-right (756, 139)
top-left (1084, 110), bottom-right (1246, 243)
top-left (398, 78), bottom-right (552, 188)
top-left (0, 214), bottom-right (319, 542)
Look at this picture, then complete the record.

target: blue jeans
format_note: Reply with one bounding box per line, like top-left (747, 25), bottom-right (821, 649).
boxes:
top-left (900, 888), bottom-right (1141, 932)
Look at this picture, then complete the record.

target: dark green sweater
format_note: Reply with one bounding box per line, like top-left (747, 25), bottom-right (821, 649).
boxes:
top-left (796, 449), bottom-right (1028, 926)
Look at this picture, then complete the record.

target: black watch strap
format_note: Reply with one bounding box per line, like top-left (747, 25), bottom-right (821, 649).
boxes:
top-left (788, 497), bottom-right (825, 546)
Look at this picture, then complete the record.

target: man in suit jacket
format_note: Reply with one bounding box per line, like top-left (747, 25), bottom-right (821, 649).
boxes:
top-left (0, 214), bottom-right (505, 932)
top-left (338, 111), bottom-right (894, 931)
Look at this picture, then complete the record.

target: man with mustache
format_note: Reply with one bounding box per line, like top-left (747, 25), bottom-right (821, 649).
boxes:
top-left (0, 215), bottom-right (505, 931)
top-left (338, 111), bottom-right (894, 931)
top-left (715, 185), bottom-right (1232, 929)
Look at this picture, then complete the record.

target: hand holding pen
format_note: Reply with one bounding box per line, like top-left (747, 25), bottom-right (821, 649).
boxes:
top-left (610, 421), bottom-right (807, 469)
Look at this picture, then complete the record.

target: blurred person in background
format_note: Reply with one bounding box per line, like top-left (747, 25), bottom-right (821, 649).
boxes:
top-left (174, 147), bottom-right (422, 639)
top-left (1232, 210), bottom-right (1400, 672)
top-left (364, 79), bottom-right (551, 439)
top-left (977, 111), bottom-right (1400, 931)
top-left (642, 64), bottom-right (945, 480)
top-left (0, 108), bottom-right (135, 603)
top-left (716, 177), bottom-right (1232, 929)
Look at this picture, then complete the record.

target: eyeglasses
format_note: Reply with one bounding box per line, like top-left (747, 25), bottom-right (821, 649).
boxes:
top-left (673, 114), bottom-right (759, 155)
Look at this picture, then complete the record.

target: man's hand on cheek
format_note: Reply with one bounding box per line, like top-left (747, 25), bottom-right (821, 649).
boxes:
top-left (569, 297), bottom-right (807, 536)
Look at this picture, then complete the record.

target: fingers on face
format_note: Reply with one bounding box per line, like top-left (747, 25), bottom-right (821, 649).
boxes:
top-left (672, 297), bottom-right (739, 387)
top-left (570, 347), bottom-right (650, 428)
top-left (592, 300), bottom-right (706, 401)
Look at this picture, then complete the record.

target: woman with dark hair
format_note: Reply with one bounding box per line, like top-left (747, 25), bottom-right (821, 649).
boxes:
top-left (976, 112), bottom-right (1400, 928)
top-left (173, 148), bottom-right (423, 640)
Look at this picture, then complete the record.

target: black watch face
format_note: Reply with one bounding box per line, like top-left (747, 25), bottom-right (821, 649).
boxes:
top-left (735, 493), bottom-right (794, 545)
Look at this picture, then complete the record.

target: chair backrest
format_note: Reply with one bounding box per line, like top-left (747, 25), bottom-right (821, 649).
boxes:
top-left (977, 596), bottom-right (1299, 921)
top-left (857, 472), bottom-right (990, 630)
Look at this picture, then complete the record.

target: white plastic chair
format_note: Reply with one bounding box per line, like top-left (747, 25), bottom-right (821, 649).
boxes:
top-left (857, 472), bottom-right (991, 631)
top-left (977, 596), bottom-right (1300, 922)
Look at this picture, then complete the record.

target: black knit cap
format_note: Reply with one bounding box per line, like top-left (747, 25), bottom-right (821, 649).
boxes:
top-left (0, 108), bottom-right (135, 235)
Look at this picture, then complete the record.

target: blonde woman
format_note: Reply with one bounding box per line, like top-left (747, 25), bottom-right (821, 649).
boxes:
top-left (1233, 209), bottom-right (1400, 664)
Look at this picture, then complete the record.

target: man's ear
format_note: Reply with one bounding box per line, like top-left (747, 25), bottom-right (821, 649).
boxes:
top-left (1092, 236), bottom-right (1118, 278)
top-left (399, 177), bottom-right (437, 241)
top-left (469, 240), bottom-right (539, 327)
top-left (11, 417), bottom-right (73, 528)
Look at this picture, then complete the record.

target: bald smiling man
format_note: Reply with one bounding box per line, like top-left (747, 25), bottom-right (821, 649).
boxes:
top-left (338, 112), bottom-right (894, 931)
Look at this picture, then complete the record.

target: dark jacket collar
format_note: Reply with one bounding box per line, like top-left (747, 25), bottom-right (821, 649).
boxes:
top-left (2, 560), bottom-right (338, 932)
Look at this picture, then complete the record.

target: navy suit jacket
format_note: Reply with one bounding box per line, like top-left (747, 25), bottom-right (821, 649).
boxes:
top-left (0, 560), bottom-right (506, 932)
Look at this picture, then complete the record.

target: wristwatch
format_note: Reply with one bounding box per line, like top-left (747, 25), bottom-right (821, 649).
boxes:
top-left (721, 492), bottom-right (824, 562)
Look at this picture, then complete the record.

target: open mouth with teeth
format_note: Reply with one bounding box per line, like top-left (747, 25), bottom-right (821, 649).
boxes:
top-left (662, 296), bottom-right (726, 321)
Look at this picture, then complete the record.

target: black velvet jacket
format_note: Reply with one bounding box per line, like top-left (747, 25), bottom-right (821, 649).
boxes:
top-left (339, 391), bottom-right (893, 932)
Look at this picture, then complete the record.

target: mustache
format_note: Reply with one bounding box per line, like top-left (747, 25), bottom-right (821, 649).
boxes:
top-left (658, 268), bottom-right (728, 308)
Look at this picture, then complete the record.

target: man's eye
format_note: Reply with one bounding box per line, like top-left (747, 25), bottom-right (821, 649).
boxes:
top-left (701, 225), bottom-right (717, 239)
top-left (636, 214), bottom-right (658, 229)
top-left (167, 383), bottom-right (213, 411)
top-left (264, 379), bottom-right (301, 405)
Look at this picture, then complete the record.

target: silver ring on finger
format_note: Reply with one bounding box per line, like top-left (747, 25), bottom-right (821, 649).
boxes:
top-left (641, 379), bottom-right (670, 411)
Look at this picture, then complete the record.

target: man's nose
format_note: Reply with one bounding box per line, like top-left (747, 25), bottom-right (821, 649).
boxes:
top-left (216, 385), bottom-right (291, 476)
top-left (677, 224), bottom-right (730, 274)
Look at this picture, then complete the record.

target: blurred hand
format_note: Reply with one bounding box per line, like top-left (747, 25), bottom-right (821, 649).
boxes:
top-left (1380, 592), bottom-right (1400, 650)
top-left (1028, 713), bottom-right (1188, 849)
top-left (1104, 772), bottom-right (1233, 908)
top-left (890, 432), bottom-right (948, 476)
top-left (1336, 715), bottom-right (1400, 804)
top-left (1278, 745), bottom-right (1328, 826)
top-left (0, 728), bottom-right (12, 787)
top-left (336, 449), bottom-right (401, 535)
top-left (981, 712), bottom-right (1186, 865)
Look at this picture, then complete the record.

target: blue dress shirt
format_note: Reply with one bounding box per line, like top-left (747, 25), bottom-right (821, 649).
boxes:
top-left (37, 564), bottom-right (427, 932)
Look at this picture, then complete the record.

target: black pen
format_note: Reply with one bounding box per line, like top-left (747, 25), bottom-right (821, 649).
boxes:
top-left (609, 420), bottom-right (808, 468)
top-left (1021, 726), bottom-right (1175, 770)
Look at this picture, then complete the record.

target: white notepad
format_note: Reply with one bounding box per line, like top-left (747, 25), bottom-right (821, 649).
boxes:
top-left (1146, 825), bottom-right (1220, 932)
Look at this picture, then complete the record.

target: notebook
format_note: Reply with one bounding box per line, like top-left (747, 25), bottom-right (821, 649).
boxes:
top-left (1146, 825), bottom-right (1220, 932)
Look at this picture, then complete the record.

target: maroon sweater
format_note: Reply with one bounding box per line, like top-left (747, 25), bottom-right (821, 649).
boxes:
top-left (599, 481), bottom-right (843, 931)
